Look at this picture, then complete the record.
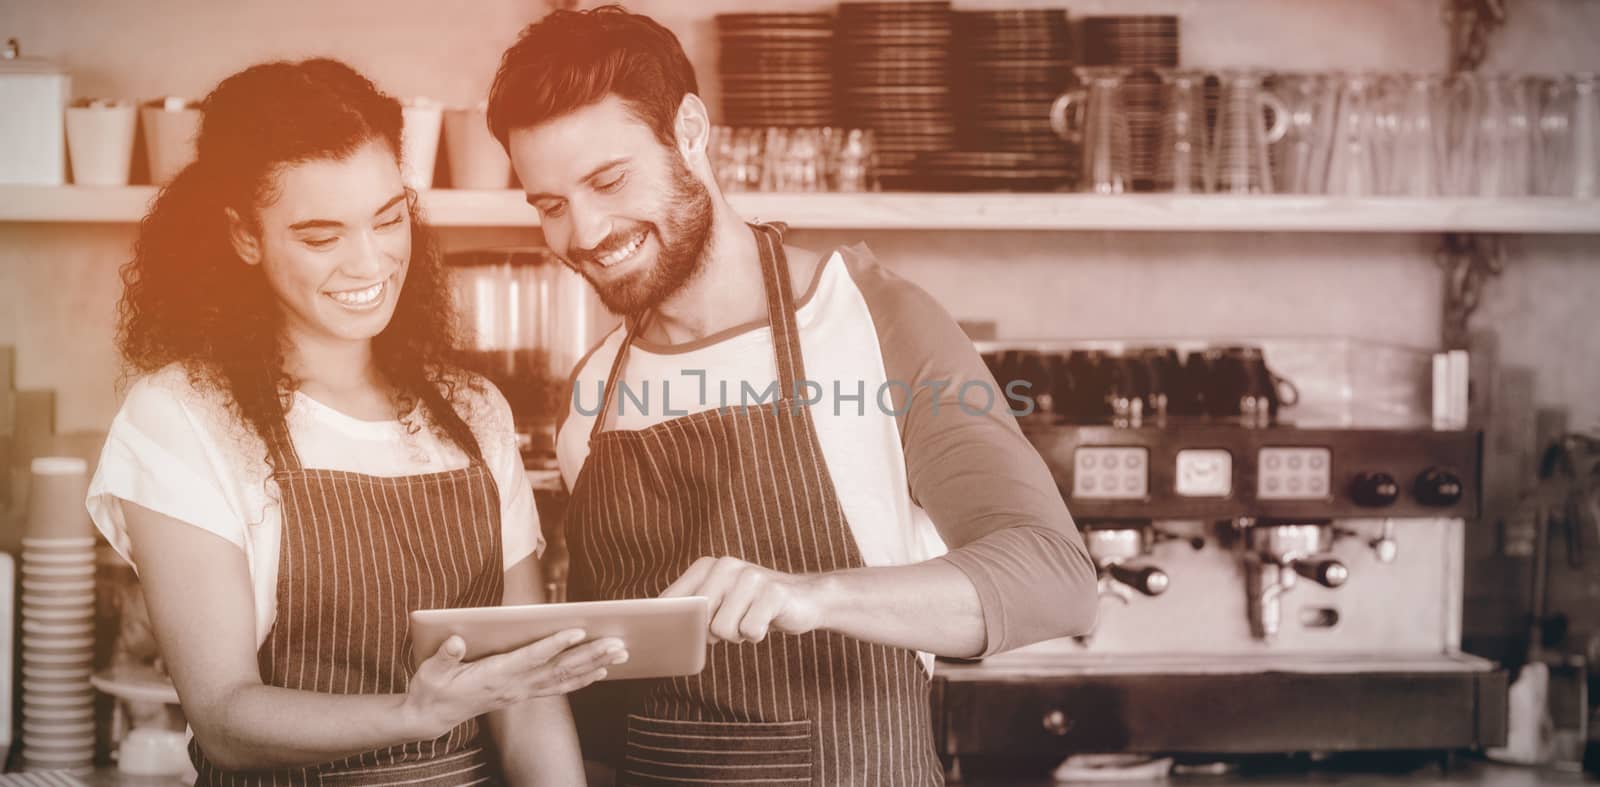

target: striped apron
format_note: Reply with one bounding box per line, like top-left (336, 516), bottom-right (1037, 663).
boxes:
top-left (564, 223), bottom-right (943, 785)
top-left (190, 393), bottom-right (505, 786)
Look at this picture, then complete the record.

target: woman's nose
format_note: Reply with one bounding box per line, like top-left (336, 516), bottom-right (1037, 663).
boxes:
top-left (342, 228), bottom-right (387, 279)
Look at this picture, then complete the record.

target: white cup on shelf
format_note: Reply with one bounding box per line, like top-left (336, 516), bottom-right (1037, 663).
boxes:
top-left (66, 99), bottom-right (137, 186)
top-left (444, 103), bottom-right (510, 189)
top-left (401, 99), bottom-right (443, 190)
top-left (140, 97), bottom-right (201, 185)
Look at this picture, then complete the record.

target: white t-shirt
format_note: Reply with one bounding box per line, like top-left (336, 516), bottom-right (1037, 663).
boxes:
top-left (88, 364), bottom-right (542, 649)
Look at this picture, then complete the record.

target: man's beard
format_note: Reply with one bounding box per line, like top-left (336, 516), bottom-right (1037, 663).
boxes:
top-left (581, 156), bottom-right (713, 317)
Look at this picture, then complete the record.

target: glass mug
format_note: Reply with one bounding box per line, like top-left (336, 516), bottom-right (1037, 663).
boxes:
top-left (1051, 67), bottom-right (1136, 194)
top-left (1210, 70), bottom-right (1289, 194)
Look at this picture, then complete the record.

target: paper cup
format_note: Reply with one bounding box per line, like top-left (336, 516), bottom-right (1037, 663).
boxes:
top-left (22, 638), bottom-right (96, 653)
top-left (22, 719), bottom-right (96, 737)
top-left (20, 748), bottom-right (95, 763)
top-left (21, 549), bottom-right (96, 564)
top-left (21, 593), bottom-right (97, 608)
top-left (20, 578), bottom-right (95, 594)
top-left (444, 107), bottom-right (511, 189)
top-left (21, 563), bottom-right (96, 579)
top-left (67, 102), bottom-right (138, 185)
top-left (22, 690), bottom-right (95, 707)
top-left (22, 694), bottom-right (95, 713)
top-left (21, 648), bottom-right (94, 663)
top-left (401, 102), bottom-right (443, 189)
top-left (24, 458), bottom-right (92, 540)
top-left (21, 536), bottom-right (96, 549)
top-left (20, 605), bottom-right (94, 622)
top-left (21, 668), bottom-right (92, 684)
top-left (141, 98), bottom-right (203, 185)
top-left (22, 619), bottom-right (95, 636)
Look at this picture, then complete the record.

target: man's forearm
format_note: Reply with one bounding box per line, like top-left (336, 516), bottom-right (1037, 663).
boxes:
top-left (810, 560), bottom-right (986, 658)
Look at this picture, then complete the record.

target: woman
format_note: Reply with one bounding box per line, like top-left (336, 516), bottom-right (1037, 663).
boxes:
top-left (87, 58), bottom-right (625, 785)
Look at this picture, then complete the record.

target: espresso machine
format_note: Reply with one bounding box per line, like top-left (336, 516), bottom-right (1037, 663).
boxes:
top-left (934, 338), bottom-right (1504, 777)
top-left (445, 248), bottom-right (617, 466)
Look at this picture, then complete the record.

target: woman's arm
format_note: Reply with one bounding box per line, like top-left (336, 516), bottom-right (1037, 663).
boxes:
top-left (487, 555), bottom-right (597, 785)
top-left (125, 501), bottom-right (621, 772)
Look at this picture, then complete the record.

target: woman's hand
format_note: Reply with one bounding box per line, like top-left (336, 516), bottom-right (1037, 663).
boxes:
top-left (403, 629), bottom-right (626, 738)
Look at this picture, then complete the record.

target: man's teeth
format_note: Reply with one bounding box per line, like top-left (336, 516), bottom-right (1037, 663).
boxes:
top-left (597, 233), bottom-right (645, 267)
top-left (329, 281), bottom-right (383, 307)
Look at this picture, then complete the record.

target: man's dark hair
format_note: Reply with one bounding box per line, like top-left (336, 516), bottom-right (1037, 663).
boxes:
top-left (486, 4), bottom-right (698, 148)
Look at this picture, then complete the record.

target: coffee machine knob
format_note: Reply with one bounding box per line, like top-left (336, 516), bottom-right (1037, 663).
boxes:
top-left (1108, 564), bottom-right (1169, 596)
top-left (1349, 471), bottom-right (1400, 507)
top-left (1414, 468), bottom-right (1464, 507)
top-left (1292, 557), bottom-right (1348, 588)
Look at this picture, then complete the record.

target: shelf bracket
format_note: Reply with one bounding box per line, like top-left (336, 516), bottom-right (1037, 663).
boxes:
top-left (1442, 0), bottom-right (1507, 73)
top-left (1437, 233), bottom-right (1506, 350)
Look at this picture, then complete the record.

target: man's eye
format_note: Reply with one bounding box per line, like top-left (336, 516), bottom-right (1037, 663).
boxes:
top-left (304, 237), bottom-right (337, 249)
top-left (597, 176), bottom-right (625, 193)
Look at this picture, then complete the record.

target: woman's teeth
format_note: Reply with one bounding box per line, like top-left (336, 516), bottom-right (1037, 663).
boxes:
top-left (328, 281), bottom-right (384, 308)
top-left (597, 232), bottom-right (646, 268)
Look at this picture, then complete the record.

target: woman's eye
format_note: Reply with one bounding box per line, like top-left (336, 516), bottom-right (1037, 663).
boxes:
top-left (540, 202), bottom-right (567, 218)
top-left (378, 214), bottom-right (405, 229)
top-left (304, 237), bottom-right (338, 249)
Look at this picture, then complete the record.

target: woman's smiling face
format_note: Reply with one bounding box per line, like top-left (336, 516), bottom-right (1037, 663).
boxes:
top-left (245, 138), bottom-right (412, 347)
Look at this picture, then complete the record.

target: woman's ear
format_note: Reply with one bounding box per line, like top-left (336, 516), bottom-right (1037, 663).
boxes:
top-left (225, 207), bottom-right (262, 266)
top-left (674, 94), bottom-right (711, 159)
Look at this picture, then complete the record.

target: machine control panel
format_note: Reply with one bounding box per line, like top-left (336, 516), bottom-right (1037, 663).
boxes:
top-left (1072, 447), bottom-right (1149, 499)
top-left (1175, 449), bottom-right (1233, 497)
top-left (1029, 425), bottom-right (1480, 519)
top-left (1256, 447), bottom-right (1332, 500)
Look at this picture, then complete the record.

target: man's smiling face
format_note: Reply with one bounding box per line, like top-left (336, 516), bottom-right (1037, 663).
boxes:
top-left (507, 95), bottom-right (713, 316)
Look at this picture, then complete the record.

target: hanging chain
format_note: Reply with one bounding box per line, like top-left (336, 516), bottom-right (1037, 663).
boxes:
top-left (1442, 0), bottom-right (1507, 73)
top-left (1436, 233), bottom-right (1507, 350)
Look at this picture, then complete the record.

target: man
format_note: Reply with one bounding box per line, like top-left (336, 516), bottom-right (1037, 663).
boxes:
top-left (487, 6), bottom-right (1097, 783)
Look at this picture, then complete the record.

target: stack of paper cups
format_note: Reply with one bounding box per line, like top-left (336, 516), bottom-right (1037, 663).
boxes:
top-left (19, 458), bottom-right (97, 774)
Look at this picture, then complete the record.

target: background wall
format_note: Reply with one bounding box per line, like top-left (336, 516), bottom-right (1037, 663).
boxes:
top-left (1, 0), bottom-right (1597, 645)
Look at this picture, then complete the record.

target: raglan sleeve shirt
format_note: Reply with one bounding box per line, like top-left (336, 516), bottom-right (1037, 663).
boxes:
top-left (845, 246), bottom-right (1099, 656)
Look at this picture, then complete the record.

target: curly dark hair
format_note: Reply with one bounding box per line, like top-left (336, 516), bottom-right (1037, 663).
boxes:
top-left (117, 58), bottom-right (480, 462)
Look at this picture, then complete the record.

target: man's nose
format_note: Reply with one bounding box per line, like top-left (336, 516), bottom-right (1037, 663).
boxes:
top-left (570, 202), bottom-right (613, 254)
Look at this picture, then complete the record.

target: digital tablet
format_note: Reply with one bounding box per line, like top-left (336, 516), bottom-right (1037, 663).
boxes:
top-left (409, 596), bottom-right (710, 681)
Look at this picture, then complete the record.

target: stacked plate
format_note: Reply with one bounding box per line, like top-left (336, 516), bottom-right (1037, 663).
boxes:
top-left (1079, 15), bottom-right (1180, 191)
top-left (835, 2), bottom-right (957, 187)
top-left (1080, 15), bottom-right (1180, 69)
top-left (953, 9), bottom-right (1076, 156)
top-left (905, 150), bottom-right (1075, 191)
top-left (19, 536), bottom-right (98, 775)
top-left (716, 13), bottom-right (836, 128)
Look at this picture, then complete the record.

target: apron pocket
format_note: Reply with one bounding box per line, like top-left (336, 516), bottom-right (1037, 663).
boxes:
top-left (317, 747), bottom-right (495, 786)
top-left (622, 714), bottom-right (813, 785)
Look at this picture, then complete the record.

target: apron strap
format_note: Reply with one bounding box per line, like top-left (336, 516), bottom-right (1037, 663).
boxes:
top-left (588, 221), bottom-right (805, 442)
top-left (750, 221), bottom-right (807, 396)
top-left (259, 369), bottom-right (490, 472)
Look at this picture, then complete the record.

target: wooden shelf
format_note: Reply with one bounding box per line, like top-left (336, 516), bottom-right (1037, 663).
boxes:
top-left (2, 185), bottom-right (1596, 234)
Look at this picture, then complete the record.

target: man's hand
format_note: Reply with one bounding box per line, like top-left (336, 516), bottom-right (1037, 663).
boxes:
top-left (659, 557), bottom-right (827, 644)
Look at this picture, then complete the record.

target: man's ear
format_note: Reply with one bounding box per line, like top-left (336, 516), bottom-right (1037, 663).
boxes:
top-left (674, 93), bottom-right (711, 159)
top-left (226, 207), bottom-right (262, 266)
